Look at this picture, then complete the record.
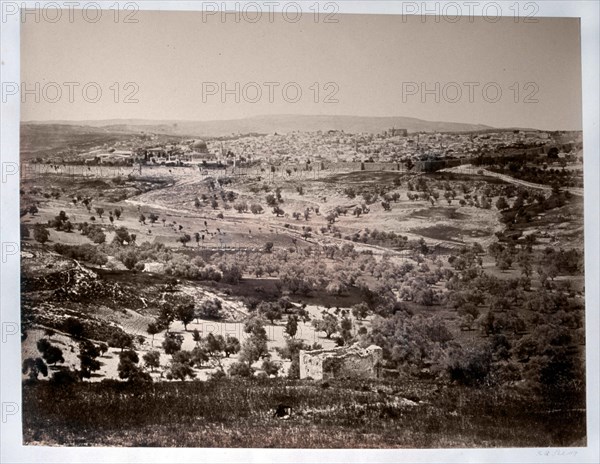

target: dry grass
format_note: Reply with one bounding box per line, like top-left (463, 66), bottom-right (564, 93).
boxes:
top-left (22, 379), bottom-right (585, 448)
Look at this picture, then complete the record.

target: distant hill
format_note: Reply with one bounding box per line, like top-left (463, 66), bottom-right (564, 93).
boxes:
top-left (23, 114), bottom-right (493, 138)
top-left (20, 124), bottom-right (138, 159)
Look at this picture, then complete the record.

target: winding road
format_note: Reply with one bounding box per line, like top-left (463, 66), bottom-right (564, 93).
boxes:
top-left (444, 164), bottom-right (584, 197)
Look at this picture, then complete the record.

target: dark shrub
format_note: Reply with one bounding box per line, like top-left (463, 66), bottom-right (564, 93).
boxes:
top-left (228, 362), bottom-right (254, 378)
top-left (447, 346), bottom-right (493, 387)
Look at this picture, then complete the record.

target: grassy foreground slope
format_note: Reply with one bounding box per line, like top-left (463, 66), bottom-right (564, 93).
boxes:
top-left (23, 378), bottom-right (585, 448)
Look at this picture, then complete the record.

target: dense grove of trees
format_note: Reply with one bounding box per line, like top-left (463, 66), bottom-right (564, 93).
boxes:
top-left (436, 241), bottom-right (583, 393)
top-left (488, 162), bottom-right (583, 188)
top-left (53, 243), bottom-right (108, 265)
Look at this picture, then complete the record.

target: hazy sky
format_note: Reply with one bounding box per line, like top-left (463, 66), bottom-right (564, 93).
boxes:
top-left (21, 10), bottom-right (582, 130)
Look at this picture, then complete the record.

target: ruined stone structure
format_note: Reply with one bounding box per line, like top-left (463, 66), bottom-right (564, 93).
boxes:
top-left (299, 343), bottom-right (383, 380)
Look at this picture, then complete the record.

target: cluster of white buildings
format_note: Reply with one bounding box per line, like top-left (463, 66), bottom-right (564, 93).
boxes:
top-left (211, 129), bottom-right (570, 165)
top-left (81, 139), bottom-right (217, 166)
top-left (77, 129), bottom-right (582, 168)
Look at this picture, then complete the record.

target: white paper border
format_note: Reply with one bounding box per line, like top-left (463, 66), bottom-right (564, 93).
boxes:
top-left (1, 1), bottom-right (598, 463)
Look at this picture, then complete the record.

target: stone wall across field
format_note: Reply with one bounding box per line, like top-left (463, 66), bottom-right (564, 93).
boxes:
top-left (299, 343), bottom-right (383, 381)
top-left (20, 163), bottom-right (192, 181)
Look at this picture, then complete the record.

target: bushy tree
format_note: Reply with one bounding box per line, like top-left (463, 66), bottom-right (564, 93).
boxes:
top-left (257, 301), bottom-right (283, 324)
top-left (446, 345), bottom-right (493, 387)
top-left (495, 196), bottom-right (509, 210)
top-left (224, 335), bottom-right (241, 357)
top-left (88, 227), bottom-right (106, 244)
top-left (147, 321), bottom-right (160, 346)
top-left (369, 313), bottom-right (453, 372)
top-left (113, 227), bottom-right (131, 246)
top-left (119, 249), bottom-right (139, 270)
top-left (162, 332), bottom-right (183, 355)
top-left (109, 332), bottom-right (134, 353)
top-left (312, 313), bottom-right (339, 339)
top-left (33, 225), bottom-right (49, 244)
top-left (22, 357), bottom-right (48, 380)
top-left (63, 317), bottom-right (85, 339)
top-left (143, 350), bottom-right (161, 372)
top-left (36, 339), bottom-right (64, 366)
top-left (228, 361), bottom-right (254, 378)
top-left (234, 202), bottom-right (248, 213)
top-left (351, 303), bottom-right (369, 321)
top-left (198, 298), bottom-right (222, 320)
top-left (261, 358), bottom-right (280, 377)
top-left (221, 264), bottom-right (242, 284)
top-left (118, 349), bottom-right (141, 380)
top-left (285, 316), bottom-right (298, 338)
top-left (340, 315), bottom-right (353, 344)
top-left (240, 319), bottom-right (269, 366)
top-left (158, 305), bottom-right (175, 332)
top-left (176, 303), bottom-right (195, 331)
top-left (50, 368), bottom-right (79, 385)
top-left (167, 351), bottom-right (196, 381)
top-left (78, 340), bottom-right (101, 379)
top-left (192, 328), bottom-right (202, 345)
top-left (204, 333), bottom-right (225, 357)
top-left (266, 193), bottom-right (277, 207)
top-left (244, 315), bottom-right (268, 337)
top-left (191, 346), bottom-right (209, 367)
top-left (178, 234), bottom-right (191, 247)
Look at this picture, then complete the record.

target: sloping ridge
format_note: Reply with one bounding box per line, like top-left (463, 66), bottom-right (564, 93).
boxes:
top-left (23, 114), bottom-right (493, 137)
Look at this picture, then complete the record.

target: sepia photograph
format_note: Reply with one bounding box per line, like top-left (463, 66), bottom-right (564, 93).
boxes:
top-left (1, 1), bottom-right (599, 462)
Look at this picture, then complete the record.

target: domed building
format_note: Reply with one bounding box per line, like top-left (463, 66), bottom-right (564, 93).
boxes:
top-left (179, 139), bottom-right (213, 164)
top-left (190, 139), bottom-right (208, 153)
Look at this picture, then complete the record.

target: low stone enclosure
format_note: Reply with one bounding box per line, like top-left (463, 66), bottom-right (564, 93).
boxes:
top-left (299, 343), bottom-right (383, 380)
